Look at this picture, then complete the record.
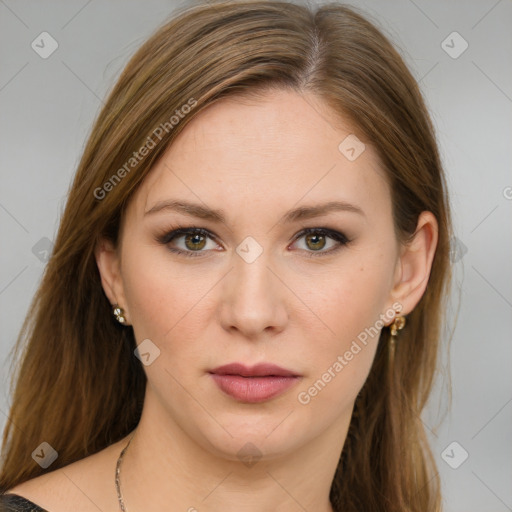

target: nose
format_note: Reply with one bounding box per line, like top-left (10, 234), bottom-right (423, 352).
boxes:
top-left (218, 246), bottom-right (289, 340)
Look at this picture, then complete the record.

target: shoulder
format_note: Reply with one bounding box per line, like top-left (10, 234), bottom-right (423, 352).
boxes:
top-left (3, 468), bottom-right (78, 512)
top-left (3, 435), bottom-right (131, 512)
top-left (0, 493), bottom-right (48, 511)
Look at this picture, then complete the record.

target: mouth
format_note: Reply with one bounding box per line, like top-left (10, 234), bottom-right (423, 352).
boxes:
top-left (208, 362), bottom-right (302, 403)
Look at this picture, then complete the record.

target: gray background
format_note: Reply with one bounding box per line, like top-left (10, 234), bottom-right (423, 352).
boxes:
top-left (0, 1), bottom-right (511, 510)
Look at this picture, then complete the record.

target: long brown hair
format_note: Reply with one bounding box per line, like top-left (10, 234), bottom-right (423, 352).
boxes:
top-left (0, 1), bottom-right (452, 510)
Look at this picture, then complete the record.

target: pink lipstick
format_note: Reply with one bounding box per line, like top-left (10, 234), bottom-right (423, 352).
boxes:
top-left (209, 362), bottom-right (301, 403)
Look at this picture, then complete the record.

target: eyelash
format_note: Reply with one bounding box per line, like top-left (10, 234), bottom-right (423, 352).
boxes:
top-left (155, 224), bottom-right (351, 259)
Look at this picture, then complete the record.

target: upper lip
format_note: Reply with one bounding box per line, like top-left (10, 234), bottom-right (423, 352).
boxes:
top-left (209, 362), bottom-right (300, 377)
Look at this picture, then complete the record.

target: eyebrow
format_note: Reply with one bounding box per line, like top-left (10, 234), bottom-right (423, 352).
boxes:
top-left (144, 199), bottom-right (365, 223)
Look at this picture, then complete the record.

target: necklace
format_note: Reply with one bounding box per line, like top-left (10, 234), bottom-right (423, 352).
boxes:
top-left (115, 435), bottom-right (135, 512)
top-left (115, 433), bottom-right (335, 512)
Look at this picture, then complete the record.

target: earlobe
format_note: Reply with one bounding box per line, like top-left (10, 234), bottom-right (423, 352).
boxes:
top-left (94, 237), bottom-right (130, 323)
top-left (388, 211), bottom-right (438, 317)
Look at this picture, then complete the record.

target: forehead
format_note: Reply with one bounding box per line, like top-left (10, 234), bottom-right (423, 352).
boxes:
top-left (131, 89), bottom-right (390, 221)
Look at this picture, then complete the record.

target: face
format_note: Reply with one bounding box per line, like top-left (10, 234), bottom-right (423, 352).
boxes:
top-left (100, 89), bottom-right (409, 462)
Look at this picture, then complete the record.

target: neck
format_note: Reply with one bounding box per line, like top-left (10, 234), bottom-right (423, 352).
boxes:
top-left (117, 388), bottom-right (347, 512)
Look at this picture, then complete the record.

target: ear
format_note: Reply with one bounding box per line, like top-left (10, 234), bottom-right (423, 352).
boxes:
top-left (386, 211), bottom-right (438, 320)
top-left (94, 237), bottom-right (131, 325)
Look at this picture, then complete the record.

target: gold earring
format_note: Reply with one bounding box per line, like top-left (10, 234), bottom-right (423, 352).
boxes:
top-left (390, 315), bottom-right (406, 336)
top-left (388, 315), bottom-right (406, 366)
top-left (112, 304), bottom-right (127, 325)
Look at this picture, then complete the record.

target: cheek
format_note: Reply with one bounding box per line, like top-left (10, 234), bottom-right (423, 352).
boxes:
top-left (121, 243), bottom-right (197, 341)
top-left (294, 252), bottom-right (394, 408)
top-left (121, 243), bottom-right (225, 378)
top-left (302, 253), bottom-right (393, 349)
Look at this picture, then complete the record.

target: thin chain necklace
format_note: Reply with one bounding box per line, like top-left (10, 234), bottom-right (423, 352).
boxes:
top-left (115, 433), bottom-right (335, 512)
top-left (115, 434), bottom-right (135, 512)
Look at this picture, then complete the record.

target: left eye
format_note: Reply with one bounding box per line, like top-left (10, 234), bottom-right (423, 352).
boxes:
top-left (157, 227), bottom-right (350, 258)
top-left (292, 228), bottom-right (349, 256)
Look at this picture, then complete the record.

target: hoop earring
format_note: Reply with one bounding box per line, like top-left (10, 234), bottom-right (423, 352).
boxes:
top-left (388, 315), bottom-right (406, 365)
top-left (112, 304), bottom-right (127, 325)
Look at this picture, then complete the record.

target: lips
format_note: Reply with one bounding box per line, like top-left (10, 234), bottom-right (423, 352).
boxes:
top-left (209, 362), bottom-right (302, 403)
top-left (210, 362), bottom-right (300, 378)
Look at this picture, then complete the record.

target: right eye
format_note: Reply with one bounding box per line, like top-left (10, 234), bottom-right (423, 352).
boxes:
top-left (157, 226), bottom-right (221, 258)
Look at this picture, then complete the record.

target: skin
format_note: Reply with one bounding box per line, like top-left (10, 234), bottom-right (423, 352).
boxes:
top-left (8, 89), bottom-right (438, 512)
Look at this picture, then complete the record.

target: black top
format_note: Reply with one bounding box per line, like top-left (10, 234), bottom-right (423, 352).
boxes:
top-left (0, 494), bottom-right (48, 512)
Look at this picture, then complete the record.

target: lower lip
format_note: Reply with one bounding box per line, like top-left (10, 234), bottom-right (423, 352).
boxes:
top-left (210, 374), bottom-right (300, 403)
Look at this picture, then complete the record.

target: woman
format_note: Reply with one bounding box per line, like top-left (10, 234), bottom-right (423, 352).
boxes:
top-left (0, 1), bottom-right (452, 510)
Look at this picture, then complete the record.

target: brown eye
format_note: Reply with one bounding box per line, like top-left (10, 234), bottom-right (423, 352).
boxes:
top-left (184, 233), bottom-right (207, 251)
top-left (157, 227), bottom-right (219, 258)
top-left (157, 226), bottom-right (350, 259)
top-left (292, 228), bottom-right (350, 257)
top-left (304, 232), bottom-right (327, 251)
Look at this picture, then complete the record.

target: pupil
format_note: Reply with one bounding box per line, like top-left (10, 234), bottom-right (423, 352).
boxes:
top-left (308, 234), bottom-right (325, 250)
top-left (186, 234), bottom-right (205, 250)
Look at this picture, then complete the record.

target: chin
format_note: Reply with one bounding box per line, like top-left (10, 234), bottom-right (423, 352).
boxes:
top-left (196, 412), bottom-right (307, 462)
